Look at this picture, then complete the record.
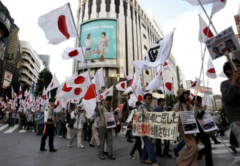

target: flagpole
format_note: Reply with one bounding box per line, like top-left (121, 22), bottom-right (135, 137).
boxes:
top-left (197, 0), bottom-right (218, 34)
top-left (195, 14), bottom-right (215, 98)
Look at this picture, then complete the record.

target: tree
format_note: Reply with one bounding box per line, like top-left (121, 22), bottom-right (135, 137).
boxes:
top-left (165, 94), bottom-right (178, 107)
top-left (35, 68), bottom-right (53, 97)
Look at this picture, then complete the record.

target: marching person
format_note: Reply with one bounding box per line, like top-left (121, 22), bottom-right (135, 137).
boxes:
top-left (68, 107), bottom-right (85, 149)
top-left (97, 96), bottom-right (116, 160)
top-left (40, 98), bottom-right (57, 152)
top-left (139, 93), bottom-right (158, 166)
top-left (130, 101), bottom-right (142, 160)
top-left (153, 98), bottom-right (172, 158)
top-left (173, 89), bottom-right (198, 166)
top-left (89, 109), bottom-right (100, 148)
top-left (192, 96), bottom-right (213, 166)
top-left (221, 59), bottom-right (240, 166)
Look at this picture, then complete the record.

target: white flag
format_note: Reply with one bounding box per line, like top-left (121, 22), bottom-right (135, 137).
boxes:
top-left (146, 71), bottom-right (162, 91)
top-left (38, 3), bottom-right (78, 44)
top-left (46, 73), bottom-right (60, 92)
top-left (206, 57), bottom-right (217, 79)
top-left (66, 71), bottom-right (91, 88)
top-left (198, 15), bottom-right (214, 43)
top-left (100, 86), bottom-right (114, 100)
top-left (188, 78), bottom-right (202, 90)
top-left (132, 31), bottom-right (174, 69)
top-left (210, 0), bottom-right (227, 18)
top-left (124, 70), bottom-right (141, 94)
top-left (115, 81), bottom-right (127, 92)
top-left (185, 0), bottom-right (219, 6)
top-left (62, 47), bottom-right (86, 62)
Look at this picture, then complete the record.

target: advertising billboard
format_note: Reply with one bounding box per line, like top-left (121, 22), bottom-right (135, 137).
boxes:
top-left (80, 20), bottom-right (117, 62)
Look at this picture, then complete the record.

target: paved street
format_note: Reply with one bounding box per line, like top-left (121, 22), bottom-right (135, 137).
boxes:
top-left (0, 123), bottom-right (238, 166)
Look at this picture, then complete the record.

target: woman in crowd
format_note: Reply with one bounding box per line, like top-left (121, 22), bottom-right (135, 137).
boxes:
top-left (173, 89), bottom-right (198, 166)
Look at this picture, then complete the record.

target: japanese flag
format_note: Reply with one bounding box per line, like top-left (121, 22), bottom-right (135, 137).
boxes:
top-left (188, 78), bottom-right (202, 90)
top-left (38, 3), bottom-right (78, 45)
top-left (206, 57), bottom-right (217, 79)
top-left (100, 86), bottom-right (114, 100)
top-left (66, 71), bottom-right (91, 88)
top-left (124, 70), bottom-right (141, 94)
top-left (11, 86), bottom-right (17, 99)
top-left (115, 81), bottom-right (127, 92)
top-left (121, 67), bottom-right (133, 81)
top-left (24, 89), bottom-right (29, 97)
top-left (198, 15), bottom-right (214, 43)
top-left (163, 60), bottom-right (170, 70)
top-left (146, 71), bottom-right (162, 91)
top-left (82, 84), bottom-right (97, 118)
top-left (185, 0), bottom-right (219, 6)
top-left (46, 73), bottom-right (60, 92)
top-left (17, 86), bottom-right (22, 99)
top-left (164, 81), bottom-right (174, 94)
top-left (210, 0), bottom-right (227, 18)
top-left (188, 93), bottom-right (195, 104)
top-left (92, 68), bottom-right (105, 99)
top-left (62, 47), bottom-right (86, 62)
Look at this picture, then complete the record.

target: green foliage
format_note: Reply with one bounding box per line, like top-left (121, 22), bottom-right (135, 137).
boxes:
top-left (35, 68), bottom-right (53, 97)
top-left (218, 106), bottom-right (225, 114)
top-left (165, 94), bottom-right (178, 107)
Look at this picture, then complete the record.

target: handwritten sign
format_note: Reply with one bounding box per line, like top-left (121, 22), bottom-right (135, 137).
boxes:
top-left (206, 26), bottom-right (240, 60)
top-left (132, 111), bottom-right (179, 141)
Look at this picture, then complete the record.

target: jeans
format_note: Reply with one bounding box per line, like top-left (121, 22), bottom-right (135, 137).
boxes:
top-left (38, 123), bottom-right (44, 135)
top-left (174, 139), bottom-right (185, 153)
top-left (58, 121), bottom-right (62, 136)
top-left (141, 136), bottom-right (157, 164)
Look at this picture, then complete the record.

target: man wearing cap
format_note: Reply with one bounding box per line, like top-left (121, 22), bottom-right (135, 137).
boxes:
top-left (173, 89), bottom-right (198, 166)
top-left (40, 98), bottom-right (57, 152)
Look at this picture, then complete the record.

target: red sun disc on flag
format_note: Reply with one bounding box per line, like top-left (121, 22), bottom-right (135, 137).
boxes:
top-left (191, 81), bottom-right (197, 87)
top-left (50, 82), bottom-right (54, 88)
top-left (69, 49), bottom-right (79, 57)
top-left (128, 76), bottom-right (134, 87)
top-left (120, 83), bottom-right (125, 89)
top-left (62, 82), bottom-right (72, 92)
top-left (165, 82), bottom-right (172, 91)
top-left (203, 27), bottom-right (213, 38)
top-left (84, 84), bottom-right (97, 100)
top-left (74, 88), bottom-right (82, 95)
top-left (57, 101), bottom-right (60, 107)
top-left (138, 95), bottom-right (143, 101)
top-left (208, 68), bottom-right (216, 73)
top-left (58, 15), bottom-right (70, 39)
top-left (74, 76), bottom-right (85, 84)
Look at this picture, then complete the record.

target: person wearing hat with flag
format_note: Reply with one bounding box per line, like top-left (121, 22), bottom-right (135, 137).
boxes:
top-left (173, 89), bottom-right (198, 166)
top-left (40, 98), bottom-right (57, 152)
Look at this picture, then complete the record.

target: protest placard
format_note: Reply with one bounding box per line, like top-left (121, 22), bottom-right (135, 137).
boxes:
top-left (105, 112), bottom-right (116, 128)
top-left (132, 111), bottom-right (179, 141)
top-left (123, 110), bottom-right (135, 129)
top-left (206, 26), bottom-right (240, 60)
top-left (180, 111), bottom-right (199, 134)
top-left (197, 111), bottom-right (218, 133)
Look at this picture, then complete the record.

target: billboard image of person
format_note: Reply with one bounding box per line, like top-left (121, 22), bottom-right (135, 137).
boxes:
top-left (80, 20), bottom-right (117, 63)
top-left (84, 34), bottom-right (96, 63)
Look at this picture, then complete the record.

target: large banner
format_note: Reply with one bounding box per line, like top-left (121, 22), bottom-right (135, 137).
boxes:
top-left (80, 20), bottom-right (117, 62)
top-left (206, 26), bottom-right (240, 60)
top-left (132, 111), bottom-right (179, 141)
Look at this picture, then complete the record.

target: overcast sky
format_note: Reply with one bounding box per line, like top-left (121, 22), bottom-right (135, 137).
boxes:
top-left (1, 0), bottom-right (239, 95)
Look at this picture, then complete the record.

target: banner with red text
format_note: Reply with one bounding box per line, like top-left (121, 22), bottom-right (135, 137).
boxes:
top-left (132, 111), bottom-right (179, 141)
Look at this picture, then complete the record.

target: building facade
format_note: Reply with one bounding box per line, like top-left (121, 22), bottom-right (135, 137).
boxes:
top-left (19, 41), bottom-right (44, 87)
top-left (73, 0), bottom-right (178, 105)
top-left (0, 1), bottom-right (22, 96)
top-left (38, 54), bottom-right (50, 70)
